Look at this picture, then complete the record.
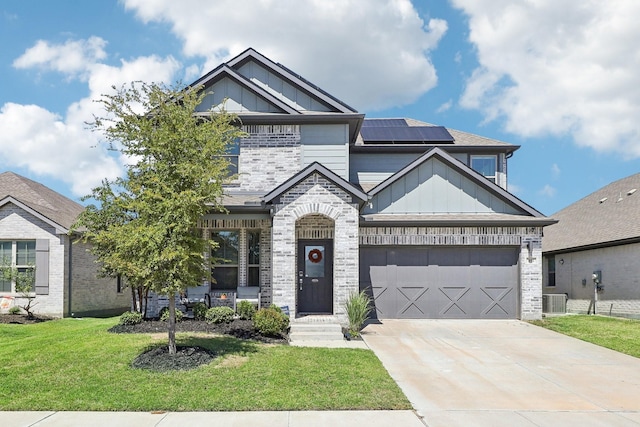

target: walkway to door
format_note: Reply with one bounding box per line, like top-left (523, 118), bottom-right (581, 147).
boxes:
top-left (362, 319), bottom-right (640, 427)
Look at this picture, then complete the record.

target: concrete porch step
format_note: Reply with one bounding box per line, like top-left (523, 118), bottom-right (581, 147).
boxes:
top-left (289, 322), bottom-right (345, 342)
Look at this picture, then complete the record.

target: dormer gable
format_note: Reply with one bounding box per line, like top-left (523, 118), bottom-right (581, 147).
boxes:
top-left (364, 148), bottom-right (545, 218)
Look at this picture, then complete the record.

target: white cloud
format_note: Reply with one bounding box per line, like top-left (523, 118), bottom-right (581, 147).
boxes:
top-left (0, 103), bottom-right (121, 196)
top-left (436, 99), bottom-right (453, 113)
top-left (13, 37), bottom-right (107, 79)
top-left (452, 0), bottom-right (640, 158)
top-left (122, 0), bottom-right (447, 111)
top-left (538, 184), bottom-right (557, 198)
top-left (551, 163), bottom-right (561, 178)
top-left (4, 38), bottom-right (182, 196)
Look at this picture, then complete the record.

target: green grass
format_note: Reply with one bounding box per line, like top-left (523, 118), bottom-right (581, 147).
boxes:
top-left (0, 317), bottom-right (410, 411)
top-left (531, 315), bottom-right (640, 358)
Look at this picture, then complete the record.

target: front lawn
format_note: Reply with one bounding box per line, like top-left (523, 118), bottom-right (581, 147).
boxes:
top-left (0, 317), bottom-right (410, 411)
top-left (531, 315), bottom-right (640, 358)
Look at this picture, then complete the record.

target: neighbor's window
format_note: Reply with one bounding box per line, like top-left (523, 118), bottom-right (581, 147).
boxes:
top-left (547, 257), bottom-right (556, 287)
top-left (471, 155), bottom-right (497, 183)
top-left (0, 240), bottom-right (35, 293)
top-left (0, 241), bottom-right (11, 292)
top-left (211, 231), bottom-right (239, 290)
top-left (247, 230), bottom-right (260, 286)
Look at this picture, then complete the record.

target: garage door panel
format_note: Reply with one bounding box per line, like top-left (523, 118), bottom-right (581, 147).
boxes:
top-left (360, 246), bottom-right (519, 319)
top-left (395, 285), bottom-right (431, 318)
top-left (371, 285), bottom-right (394, 318)
top-left (479, 286), bottom-right (516, 318)
top-left (437, 286), bottom-right (471, 318)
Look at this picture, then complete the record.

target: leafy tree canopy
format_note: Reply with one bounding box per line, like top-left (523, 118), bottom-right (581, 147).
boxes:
top-left (74, 81), bottom-right (242, 316)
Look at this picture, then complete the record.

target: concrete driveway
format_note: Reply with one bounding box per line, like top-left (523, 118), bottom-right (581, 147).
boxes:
top-left (362, 319), bottom-right (640, 427)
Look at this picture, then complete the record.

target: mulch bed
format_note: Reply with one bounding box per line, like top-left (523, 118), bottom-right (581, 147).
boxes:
top-left (0, 313), bottom-right (53, 324)
top-left (112, 318), bottom-right (289, 371)
top-left (131, 345), bottom-right (218, 372)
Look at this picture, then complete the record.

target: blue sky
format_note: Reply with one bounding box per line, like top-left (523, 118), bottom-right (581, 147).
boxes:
top-left (1, 0), bottom-right (639, 216)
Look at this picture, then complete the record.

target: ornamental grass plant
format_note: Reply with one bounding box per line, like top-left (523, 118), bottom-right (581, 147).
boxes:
top-left (344, 290), bottom-right (373, 338)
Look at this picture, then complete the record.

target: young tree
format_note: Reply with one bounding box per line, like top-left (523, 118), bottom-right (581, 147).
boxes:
top-left (0, 261), bottom-right (37, 318)
top-left (75, 82), bottom-right (243, 354)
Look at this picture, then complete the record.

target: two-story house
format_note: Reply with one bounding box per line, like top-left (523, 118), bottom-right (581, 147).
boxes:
top-left (159, 48), bottom-right (554, 322)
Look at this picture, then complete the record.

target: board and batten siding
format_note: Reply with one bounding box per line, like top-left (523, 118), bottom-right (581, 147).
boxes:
top-left (364, 157), bottom-right (520, 215)
top-left (237, 61), bottom-right (332, 112)
top-left (300, 124), bottom-right (349, 180)
top-left (350, 152), bottom-right (468, 188)
top-left (196, 77), bottom-right (284, 113)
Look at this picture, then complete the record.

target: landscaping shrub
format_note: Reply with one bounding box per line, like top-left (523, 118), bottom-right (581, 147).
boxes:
top-left (253, 306), bottom-right (289, 337)
top-left (237, 300), bottom-right (256, 320)
top-left (205, 306), bottom-right (235, 324)
top-left (344, 290), bottom-right (373, 338)
top-left (119, 311), bottom-right (143, 325)
top-left (192, 302), bottom-right (208, 320)
top-left (8, 306), bottom-right (22, 315)
top-left (160, 307), bottom-right (184, 322)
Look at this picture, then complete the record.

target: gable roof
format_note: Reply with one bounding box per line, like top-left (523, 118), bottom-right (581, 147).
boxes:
top-left (190, 48), bottom-right (364, 143)
top-left (226, 48), bottom-right (358, 114)
top-left (362, 147), bottom-right (554, 226)
top-left (0, 171), bottom-right (84, 233)
top-left (263, 162), bottom-right (368, 205)
top-left (543, 173), bottom-right (640, 254)
top-left (191, 64), bottom-right (299, 114)
top-left (191, 48), bottom-right (357, 114)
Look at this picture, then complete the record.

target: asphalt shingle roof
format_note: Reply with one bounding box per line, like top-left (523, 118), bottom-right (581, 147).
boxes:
top-left (542, 173), bottom-right (640, 253)
top-left (0, 171), bottom-right (84, 231)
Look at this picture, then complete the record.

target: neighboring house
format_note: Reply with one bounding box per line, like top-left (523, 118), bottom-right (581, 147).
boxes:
top-left (155, 47), bottom-right (555, 322)
top-left (0, 172), bottom-right (129, 317)
top-left (542, 173), bottom-right (640, 318)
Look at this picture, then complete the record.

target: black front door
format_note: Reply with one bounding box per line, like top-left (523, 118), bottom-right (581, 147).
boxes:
top-left (297, 239), bottom-right (333, 314)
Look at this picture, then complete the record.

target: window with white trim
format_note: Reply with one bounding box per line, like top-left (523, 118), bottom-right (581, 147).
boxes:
top-left (0, 240), bottom-right (36, 293)
top-left (470, 155), bottom-right (497, 183)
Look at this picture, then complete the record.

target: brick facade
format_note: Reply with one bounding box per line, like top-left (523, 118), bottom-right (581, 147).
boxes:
top-left (69, 240), bottom-right (129, 317)
top-left (0, 202), bottom-right (128, 317)
top-left (271, 173), bottom-right (360, 322)
top-left (237, 125), bottom-right (301, 192)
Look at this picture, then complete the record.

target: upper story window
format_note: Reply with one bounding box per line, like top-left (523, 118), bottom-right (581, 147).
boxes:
top-left (0, 240), bottom-right (36, 293)
top-left (470, 155), bottom-right (497, 183)
top-left (222, 139), bottom-right (240, 177)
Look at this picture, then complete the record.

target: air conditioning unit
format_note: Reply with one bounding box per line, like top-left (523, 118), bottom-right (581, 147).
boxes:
top-left (542, 294), bottom-right (567, 314)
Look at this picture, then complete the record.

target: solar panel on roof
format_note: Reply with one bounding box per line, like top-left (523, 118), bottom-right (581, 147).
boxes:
top-left (360, 126), bottom-right (454, 143)
top-left (362, 119), bottom-right (408, 127)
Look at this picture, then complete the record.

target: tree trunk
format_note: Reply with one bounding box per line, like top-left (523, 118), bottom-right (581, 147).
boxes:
top-left (168, 293), bottom-right (177, 355)
top-left (143, 288), bottom-right (149, 319)
top-left (130, 285), bottom-right (138, 312)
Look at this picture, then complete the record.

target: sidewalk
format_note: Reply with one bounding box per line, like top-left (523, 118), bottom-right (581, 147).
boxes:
top-left (3, 410), bottom-right (424, 427)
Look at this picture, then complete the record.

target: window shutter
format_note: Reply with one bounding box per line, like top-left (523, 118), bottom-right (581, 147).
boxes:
top-left (35, 239), bottom-right (49, 295)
